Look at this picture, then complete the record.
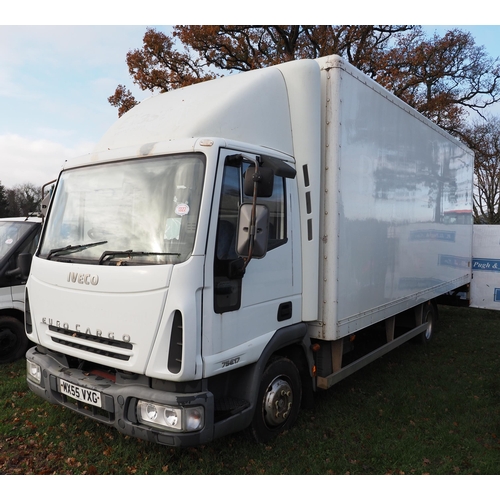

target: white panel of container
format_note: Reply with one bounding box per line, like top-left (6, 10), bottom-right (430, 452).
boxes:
top-left (471, 225), bottom-right (500, 310)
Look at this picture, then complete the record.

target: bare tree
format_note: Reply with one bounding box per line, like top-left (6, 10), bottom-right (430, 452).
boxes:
top-left (462, 117), bottom-right (500, 223)
top-left (377, 27), bottom-right (500, 135)
top-left (0, 182), bottom-right (9, 218)
top-left (5, 183), bottom-right (42, 217)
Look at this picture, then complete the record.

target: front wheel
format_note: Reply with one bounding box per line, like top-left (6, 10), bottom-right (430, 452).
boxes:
top-left (251, 356), bottom-right (302, 444)
top-left (0, 316), bottom-right (29, 364)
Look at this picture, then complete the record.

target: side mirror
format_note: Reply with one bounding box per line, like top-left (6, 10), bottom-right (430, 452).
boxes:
top-left (236, 203), bottom-right (269, 259)
top-left (18, 253), bottom-right (33, 280)
top-left (244, 167), bottom-right (274, 197)
top-left (5, 253), bottom-right (33, 280)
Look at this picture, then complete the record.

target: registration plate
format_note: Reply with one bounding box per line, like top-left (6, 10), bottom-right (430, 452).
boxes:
top-left (59, 379), bottom-right (102, 408)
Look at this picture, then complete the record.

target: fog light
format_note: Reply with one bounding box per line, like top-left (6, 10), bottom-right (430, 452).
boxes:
top-left (27, 360), bottom-right (41, 384)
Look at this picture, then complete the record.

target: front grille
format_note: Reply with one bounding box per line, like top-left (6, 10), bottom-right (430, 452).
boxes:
top-left (49, 325), bottom-right (132, 361)
top-left (60, 393), bottom-right (114, 422)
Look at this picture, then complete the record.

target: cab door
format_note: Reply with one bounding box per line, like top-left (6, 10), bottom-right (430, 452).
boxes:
top-left (1, 223), bottom-right (41, 307)
top-left (202, 150), bottom-right (301, 374)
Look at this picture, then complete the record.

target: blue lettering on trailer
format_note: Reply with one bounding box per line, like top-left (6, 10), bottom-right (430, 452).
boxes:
top-left (409, 230), bottom-right (456, 242)
top-left (438, 254), bottom-right (470, 269)
top-left (472, 258), bottom-right (500, 272)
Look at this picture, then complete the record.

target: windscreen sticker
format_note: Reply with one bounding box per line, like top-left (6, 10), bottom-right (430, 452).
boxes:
top-left (165, 218), bottom-right (181, 240)
top-left (5, 238), bottom-right (13, 245)
top-left (175, 203), bottom-right (190, 216)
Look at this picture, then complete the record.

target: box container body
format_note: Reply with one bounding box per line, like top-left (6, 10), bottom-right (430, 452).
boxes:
top-left (312, 57), bottom-right (474, 341)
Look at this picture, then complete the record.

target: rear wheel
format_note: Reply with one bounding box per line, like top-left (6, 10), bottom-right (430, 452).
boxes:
top-left (0, 316), bottom-right (29, 364)
top-left (417, 302), bottom-right (438, 344)
top-left (251, 356), bottom-right (302, 443)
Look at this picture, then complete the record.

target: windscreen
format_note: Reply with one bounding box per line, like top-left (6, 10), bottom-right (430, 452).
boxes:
top-left (39, 153), bottom-right (206, 265)
top-left (0, 221), bottom-right (33, 261)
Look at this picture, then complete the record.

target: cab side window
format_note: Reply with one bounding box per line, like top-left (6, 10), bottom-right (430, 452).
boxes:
top-left (213, 156), bottom-right (287, 313)
top-left (258, 173), bottom-right (286, 250)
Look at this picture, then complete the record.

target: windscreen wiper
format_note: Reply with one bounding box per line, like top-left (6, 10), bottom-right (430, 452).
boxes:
top-left (98, 250), bottom-right (181, 265)
top-left (47, 240), bottom-right (108, 260)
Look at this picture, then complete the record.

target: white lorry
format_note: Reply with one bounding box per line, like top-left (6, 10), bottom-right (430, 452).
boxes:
top-left (24, 55), bottom-right (474, 446)
top-left (0, 216), bottom-right (42, 363)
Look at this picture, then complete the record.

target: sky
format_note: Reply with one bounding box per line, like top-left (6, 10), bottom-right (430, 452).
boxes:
top-left (2, 5), bottom-right (500, 189)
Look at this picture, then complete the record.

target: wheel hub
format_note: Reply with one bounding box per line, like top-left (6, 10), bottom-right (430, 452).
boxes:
top-left (263, 376), bottom-right (293, 428)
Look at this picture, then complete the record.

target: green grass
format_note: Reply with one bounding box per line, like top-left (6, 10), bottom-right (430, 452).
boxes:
top-left (1, 305), bottom-right (499, 475)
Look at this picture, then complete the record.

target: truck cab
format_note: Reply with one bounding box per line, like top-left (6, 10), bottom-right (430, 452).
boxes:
top-left (24, 139), bottom-right (313, 446)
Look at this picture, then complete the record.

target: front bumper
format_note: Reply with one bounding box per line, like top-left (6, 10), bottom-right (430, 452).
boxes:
top-left (26, 346), bottom-right (215, 447)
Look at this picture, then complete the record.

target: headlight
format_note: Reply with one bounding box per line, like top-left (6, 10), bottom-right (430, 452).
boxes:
top-left (137, 400), bottom-right (204, 432)
top-left (27, 360), bottom-right (42, 384)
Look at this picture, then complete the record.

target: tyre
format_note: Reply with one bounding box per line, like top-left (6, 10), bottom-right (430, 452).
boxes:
top-left (0, 316), bottom-right (29, 364)
top-left (416, 302), bottom-right (438, 344)
top-left (251, 356), bottom-right (302, 443)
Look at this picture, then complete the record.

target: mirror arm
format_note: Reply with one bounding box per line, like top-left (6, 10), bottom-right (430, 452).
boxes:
top-left (243, 156), bottom-right (263, 270)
